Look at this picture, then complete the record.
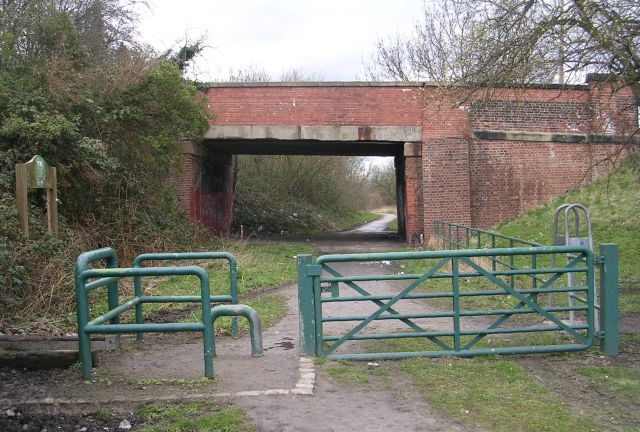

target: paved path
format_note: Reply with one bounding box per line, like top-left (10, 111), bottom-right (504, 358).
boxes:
top-left (232, 232), bottom-right (476, 432)
top-left (9, 214), bottom-right (476, 430)
top-left (341, 213), bottom-right (397, 234)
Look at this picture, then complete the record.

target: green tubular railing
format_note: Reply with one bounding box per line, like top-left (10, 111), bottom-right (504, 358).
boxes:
top-left (133, 252), bottom-right (239, 340)
top-left (297, 243), bottom-right (619, 360)
top-left (431, 220), bottom-right (617, 345)
top-left (433, 220), bottom-right (543, 249)
top-left (211, 304), bottom-right (263, 357)
top-left (75, 248), bottom-right (241, 380)
top-left (433, 220), bottom-right (545, 291)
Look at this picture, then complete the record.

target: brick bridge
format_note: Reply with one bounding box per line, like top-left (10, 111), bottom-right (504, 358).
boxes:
top-left (178, 77), bottom-right (637, 240)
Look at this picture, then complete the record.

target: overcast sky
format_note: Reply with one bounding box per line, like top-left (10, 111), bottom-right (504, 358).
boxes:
top-left (137, 0), bottom-right (427, 82)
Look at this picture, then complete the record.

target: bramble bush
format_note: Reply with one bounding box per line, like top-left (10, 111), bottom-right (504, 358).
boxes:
top-left (0, 0), bottom-right (209, 329)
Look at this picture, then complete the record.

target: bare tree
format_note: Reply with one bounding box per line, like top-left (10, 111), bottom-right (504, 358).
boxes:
top-left (367, 161), bottom-right (396, 207)
top-left (227, 64), bottom-right (271, 82)
top-left (367, 0), bottom-right (639, 100)
top-left (226, 66), bottom-right (324, 83)
top-left (279, 68), bottom-right (324, 82)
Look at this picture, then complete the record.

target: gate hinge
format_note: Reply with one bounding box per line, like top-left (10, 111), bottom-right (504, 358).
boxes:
top-left (594, 255), bottom-right (605, 265)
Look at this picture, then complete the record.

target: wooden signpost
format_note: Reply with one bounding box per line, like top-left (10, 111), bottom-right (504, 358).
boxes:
top-left (15, 155), bottom-right (58, 238)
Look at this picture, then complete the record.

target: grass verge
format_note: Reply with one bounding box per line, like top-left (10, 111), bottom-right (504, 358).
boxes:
top-left (400, 356), bottom-right (597, 432)
top-left (361, 337), bottom-right (598, 431)
top-left (385, 218), bottom-right (398, 232)
top-left (364, 331), bottom-right (572, 355)
top-left (88, 242), bottom-right (313, 324)
top-left (150, 242), bottom-right (314, 299)
top-left (577, 365), bottom-right (640, 404)
top-left (324, 360), bottom-right (371, 387)
top-left (320, 359), bottom-right (391, 390)
top-left (495, 165), bottom-right (639, 309)
top-left (137, 400), bottom-right (255, 432)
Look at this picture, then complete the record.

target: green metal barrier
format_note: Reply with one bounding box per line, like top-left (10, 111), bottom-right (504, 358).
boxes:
top-left (298, 244), bottom-right (618, 360)
top-left (433, 220), bottom-right (543, 249)
top-left (432, 220), bottom-right (544, 290)
top-left (75, 248), bottom-right (242, 380)
top-left (432, 220), bottom-right (619, 354)
top-left (133, 252), bottom-right (239, 340)
top-left (211, 304), bottom-right (263, 357)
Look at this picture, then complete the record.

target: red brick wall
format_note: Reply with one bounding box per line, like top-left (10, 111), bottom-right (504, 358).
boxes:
top-left (177, 153), bottom-right (198, 214)
top-left (469, 100), bottom-right (591, 133)
top-left (420, 95), bottom-right (473, 231)
top-left (464, 82), bottom-right (634, 228)
top-left (589, 82), bottom-right (637, 135)
top-left (423, 138), bottom-right (472, 227)
top-left (177, 150), bottom-right (233, 236)
top-left (468, 140), bottom-right (622, 227)
top-left (207, 86), bottom-right (423, 126)
top-left (403, 156), bottom-right (423, 237)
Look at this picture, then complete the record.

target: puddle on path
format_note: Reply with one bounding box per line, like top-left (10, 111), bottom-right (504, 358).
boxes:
top-left (264, 336), bottom-right (295, 351)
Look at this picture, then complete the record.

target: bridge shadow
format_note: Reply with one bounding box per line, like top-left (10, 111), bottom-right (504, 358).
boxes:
top-left (244, 213), bottom-right (405, 254)
top-left (246, 230), bottom-right (405, 255)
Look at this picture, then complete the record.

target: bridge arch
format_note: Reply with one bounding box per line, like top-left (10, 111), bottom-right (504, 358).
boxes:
top-left (181, 124), bottom-right (421, 238)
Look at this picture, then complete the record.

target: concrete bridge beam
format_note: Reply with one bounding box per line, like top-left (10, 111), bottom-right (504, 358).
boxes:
top-left (205, 125), bottom-right (422, 143)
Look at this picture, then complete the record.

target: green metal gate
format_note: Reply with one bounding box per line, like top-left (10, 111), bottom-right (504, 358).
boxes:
top-left (297, 244), bottom-right (619, 360)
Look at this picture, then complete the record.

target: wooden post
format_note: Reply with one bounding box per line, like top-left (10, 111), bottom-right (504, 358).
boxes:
top-left (15, 155), bottom-right (58, 238)
top-left (46, 166), bottom-right (58, 236)
top-left (15, 164), bottom-right (29, 237)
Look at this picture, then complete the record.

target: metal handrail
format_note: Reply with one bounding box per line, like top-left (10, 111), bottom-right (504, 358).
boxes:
top-left (133, 252), bottom-right (239, 339)
top-left (75, 248), bottom-right (245, 380)
top-left (75, 263), bottom-right (214, 379)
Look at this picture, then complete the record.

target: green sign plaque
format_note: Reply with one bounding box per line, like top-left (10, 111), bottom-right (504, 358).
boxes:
top-left (15, 155), bottom-right (58, 238)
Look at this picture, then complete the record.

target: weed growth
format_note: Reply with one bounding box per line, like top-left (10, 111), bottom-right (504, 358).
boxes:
top-left (137, 401), bottom-right (254, 432)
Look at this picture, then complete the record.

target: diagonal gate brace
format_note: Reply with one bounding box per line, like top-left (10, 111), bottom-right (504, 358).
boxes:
top-left (323, 258), bottom-right (449, 354)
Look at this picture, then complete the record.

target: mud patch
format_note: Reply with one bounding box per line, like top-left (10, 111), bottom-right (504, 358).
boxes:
top-left (0, 405), bottom-right (142, 432)
top-left (0, 367), bottom-right (78, 401)
top-left (514, 334), bottom-right (640, 431)
top-left (143, 304), bottom-right (199, 323)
